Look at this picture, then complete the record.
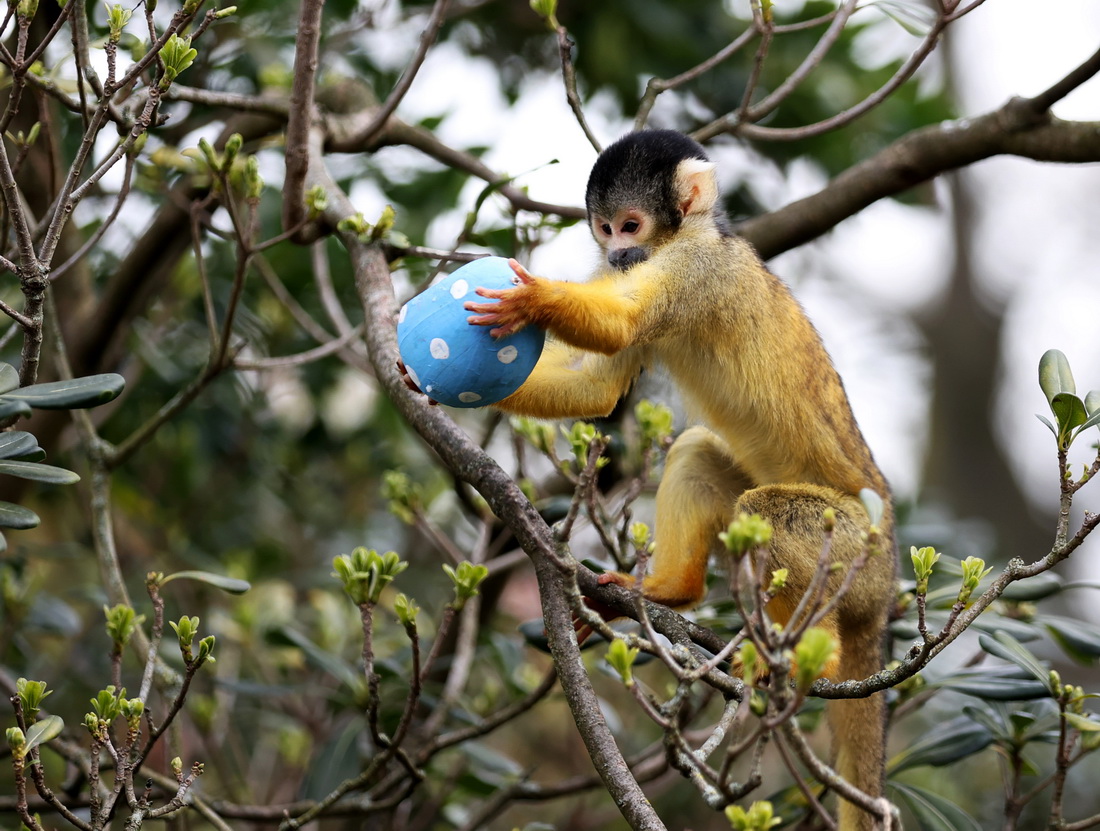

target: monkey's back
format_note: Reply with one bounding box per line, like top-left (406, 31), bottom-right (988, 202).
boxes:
top-left (647, 233), bottom-right (888, 502)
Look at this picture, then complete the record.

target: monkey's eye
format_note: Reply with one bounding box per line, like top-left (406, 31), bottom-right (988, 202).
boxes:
top-left (621, 220), bottom-right (640, 234)
top-left (599, 222), bottom-right (612, 236)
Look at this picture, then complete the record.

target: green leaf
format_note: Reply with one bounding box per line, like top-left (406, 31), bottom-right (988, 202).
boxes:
top-left (0, 399), bottom-right (32, 419)
top-left (0, 501), bottom-right (39, 529)
top-left (23, 714), bottom-right (64, 752)
top-left (1075, 407), bottom-right (1100, 436)
top-left (0, 431), bottom-right (39, 460)
top-left (0, 363), bottom-right (18, 394)
top-left (978, 631), bottom-right (1051, 689)
top-left (938, 667), bottom-right (1049, 700)
top-left (1, 374), bottom-right (125, 409)
top-left (969, 615), bottom-right (1044, 643)
top-left (1035, 414), bottom-right (1057, 436)
top-left (859, 488), bottom-right (884, 526)
top-left (0, 460), bottom-right (79, 484)
top-left (1043, 615), bottom-right (1100, 663)
top-left (160, 570), bottom-right (251, 594)
top-left (1064, 712), bottom-right (1100, 732)
top-left (890, 782), bottom-right (982, 831)
top-left (1039, 349), bottom-right (1075, 405)
top-left (269, 626), bottom-right (360, 689)
top-left (459, 739), bottom-right (525, 778)
top-left (1063, 580), bottom-right (1100, 592)
top-left (518, 618), bottom-right (552, 653)
top-left (1085, 390), bottom-right (1100, 417)
top-left (888, 716), bottom-right (992, 773)
top-left (960, 703), bottom-right (1009, 740)
top-left (868, 0), bottom-right (937, 36)
top-left (1051, 392), bottom-right (1087, 433)
top-left (1000, 572), bottom-right (1064, 601)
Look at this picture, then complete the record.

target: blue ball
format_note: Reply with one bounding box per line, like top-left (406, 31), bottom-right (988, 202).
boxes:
top-left (397, 257), bottom-right (545, 408)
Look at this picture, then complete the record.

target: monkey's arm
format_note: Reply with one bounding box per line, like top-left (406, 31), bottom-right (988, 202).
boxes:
top-left (466, 260), bottom-right (656, 356)
top-left (494, 339), bottom-right (643, 419)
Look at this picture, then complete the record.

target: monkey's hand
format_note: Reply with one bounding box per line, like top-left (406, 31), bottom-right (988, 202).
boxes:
top-left (464, 259), bottom-right (544, 338)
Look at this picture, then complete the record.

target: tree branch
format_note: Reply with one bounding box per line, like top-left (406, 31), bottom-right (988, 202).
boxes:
top-left (327, 148), bottom-right (664, 826)
top-left (348, 0), bottom-right (451, 148)
top-left (282, 0), bottom-right (325, 241)
top-left (737, 110), bottom-right (1100, 260)
top-left (1023, 41), bottom-right (1100, 115)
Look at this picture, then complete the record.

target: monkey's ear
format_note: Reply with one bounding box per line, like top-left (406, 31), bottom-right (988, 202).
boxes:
top-left (676, 159), bottom-right (718, 217)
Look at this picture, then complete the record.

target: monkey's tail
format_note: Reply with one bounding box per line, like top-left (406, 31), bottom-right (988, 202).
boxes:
top-left (827, 625), bottom-right (888, 831)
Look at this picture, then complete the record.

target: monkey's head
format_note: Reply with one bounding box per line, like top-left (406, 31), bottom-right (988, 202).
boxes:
top-left (585, 130), bottom-right (724, 272)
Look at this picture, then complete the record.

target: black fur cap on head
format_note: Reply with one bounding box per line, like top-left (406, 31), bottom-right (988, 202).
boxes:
top-left (585, 130), bottom-right (711, 232)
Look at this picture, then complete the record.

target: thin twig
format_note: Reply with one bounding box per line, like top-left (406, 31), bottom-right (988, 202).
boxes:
top-left (556, 25), bottom-right (601, 152)
top-left (233, 326), bottom-right (365, 369)
top-left (635, 26), bottom-right (758, 129)
top-left (744, 0), bottom-right (858, 123)
top-left (351, 0), bottom-right (451, 147)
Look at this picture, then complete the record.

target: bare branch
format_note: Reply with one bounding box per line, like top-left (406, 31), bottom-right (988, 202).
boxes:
top-left (556, 25), bottom-right (601, 152)
top-left (636, 26), bottom-right (758, 130)
top-left (283, 0), bottom-right (325, 240)
top-left (327, 116), bottom-right (585, 220)
top-left (345, 0), bottom-right (451, 148)
top-left (737, 111), bottom-right (1100, 261)
top-left (1024, 41), bottom-right (1100, 115)
top-left (233, 325), bottom-right (365, 369)
top-left (743, 0), bottom-right (858, 123)
top-left (722, 28), bottom-right (943, 142)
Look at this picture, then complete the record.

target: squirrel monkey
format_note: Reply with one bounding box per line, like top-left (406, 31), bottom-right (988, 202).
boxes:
top-left (463, 130), bottom-right (896, 831)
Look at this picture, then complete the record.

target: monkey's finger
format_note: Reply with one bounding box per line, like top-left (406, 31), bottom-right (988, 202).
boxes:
top-left (507, 258), bottom-right (536, 284)
top-left (490, 323), bottom-right (522, 338)
top-left (464, 298), bottom-right (507, 313)
top-left (470, 287), bottom-right (511, 300)
top-left (465, 311), bottom-right (502, 326)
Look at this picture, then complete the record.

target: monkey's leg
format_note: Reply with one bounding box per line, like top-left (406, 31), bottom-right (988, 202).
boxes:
top-left (601, 426), bottom-right (754, 607)
top-left (736, 483), bottom-right (891, 831)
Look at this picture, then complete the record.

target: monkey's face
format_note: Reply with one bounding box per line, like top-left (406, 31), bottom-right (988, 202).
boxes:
top-left (592, 209), bottom-right (652, 271)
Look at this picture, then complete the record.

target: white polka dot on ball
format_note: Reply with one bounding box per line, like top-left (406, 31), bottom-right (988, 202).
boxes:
top-left (497, 345), bottom-right (518, 364)
top-left (450, 279), bottom-right (469, 299)
top-left (458, 391), bottom-right (482, 403)
top-left (429, 338), bottom-right (450, 359)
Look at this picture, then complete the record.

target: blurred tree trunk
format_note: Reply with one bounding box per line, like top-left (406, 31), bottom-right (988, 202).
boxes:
top-left (916, 171), bottom-right (1052, 562)
top-left (916, 28), bottom-right (1053, 564)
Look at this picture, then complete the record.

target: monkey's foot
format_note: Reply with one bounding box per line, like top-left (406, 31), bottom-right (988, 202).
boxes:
top-left (395, 359), bottom-right (437, 405)
top-left (596, 571), bottom-right (636, 589)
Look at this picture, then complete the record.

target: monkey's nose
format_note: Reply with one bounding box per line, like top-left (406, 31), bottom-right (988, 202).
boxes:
top-left (608, 247), bottom-right (647, 271)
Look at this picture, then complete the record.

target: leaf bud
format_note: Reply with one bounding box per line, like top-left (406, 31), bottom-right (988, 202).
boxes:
top-left (607, 637), bottom-right (639, 687)
top-left (719, 513), bottom-right (772, 557)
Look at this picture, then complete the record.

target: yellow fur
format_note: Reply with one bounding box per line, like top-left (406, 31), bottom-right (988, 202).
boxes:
top-left (489, 156), bottom-right (895, 831)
